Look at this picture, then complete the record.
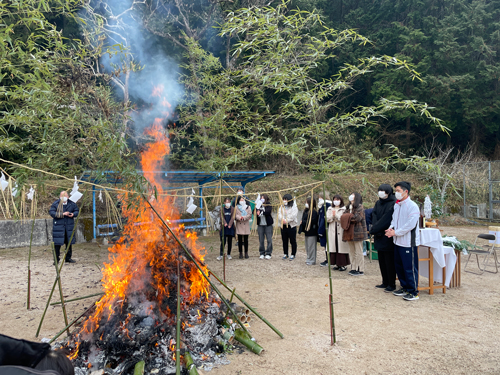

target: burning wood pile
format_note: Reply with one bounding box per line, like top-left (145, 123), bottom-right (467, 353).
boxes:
top-left (55, 119), bottom-right (271, 374)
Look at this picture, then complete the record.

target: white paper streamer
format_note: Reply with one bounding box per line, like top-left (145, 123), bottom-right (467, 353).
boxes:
top-left (0, 172), bottom-right (7, 192)
top-left (11, 182), bottom-right (18, 197)
top-left (98, 190), bottom-right (103, 203)
top-left (424, 195), bottom-right (432, 219)
top-left (186, 188), bottom-right (197, 214)
top-left (255, 193), bottom-right (262, 210)
top-left (26, 185), bottom-right (35, 201)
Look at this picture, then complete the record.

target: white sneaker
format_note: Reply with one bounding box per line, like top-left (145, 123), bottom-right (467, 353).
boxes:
top-left (289, 255), bottom-right (295, 260)
top-left (227, 255), bottom-right (232, 260)
top-left (259, 255), bottom-right (265, 260)
top-left (216, 256), bottom-right (223, 261)
top-left (265, 255), bottom-right (272, 260)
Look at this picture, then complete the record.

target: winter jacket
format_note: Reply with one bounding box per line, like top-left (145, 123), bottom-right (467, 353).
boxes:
top-left (256, 204), bottom-right (274, 226)
top-left (0, 334), bottom-right (50, 368)
top-left (317, 200), bottom-right (331, 247)
top-left (370, 194), bottom-right (397, 251)
top-left (0, 367), bottom-right (59, 375)
top-left (327, 206), bottom-right (350, 254)
top-left (277, 204), bottom-right (298, 228)
top-left (340, 213), bottom-right (354, 241)
top-left (347, 204), bottom-right (368, 242)
top-left (235, 205), bottom-right (252, 235)
top-left (48, 199), bottom-right (79, 246)
top-left (389, 197), bottom-right (420, 247)
top-left (298, 209), bottom-right (318, 236)
top-left (220, 206), bottom-right (235, 237)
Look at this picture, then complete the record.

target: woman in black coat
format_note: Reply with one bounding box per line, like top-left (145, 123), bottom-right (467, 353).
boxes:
top-left (48, 192), bottom-right (80, 263)
top-left (369, 184), bottom-right (397, 292)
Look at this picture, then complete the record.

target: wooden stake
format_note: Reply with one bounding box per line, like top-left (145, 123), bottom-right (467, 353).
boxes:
top-left (322, 182), bottom-right (336, 344)
top-left (175, 247), bottom-right (181, 375)
top-left (27, 215), bottom-right (36, 310)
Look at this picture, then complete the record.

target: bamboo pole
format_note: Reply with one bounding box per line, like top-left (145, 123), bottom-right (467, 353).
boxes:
top-left (36, 212), bottom-right (81, 337)
top-left (208, 270), bottom-right (284, 339)
top-left (52, 243), bottom-right (70, 336)
top-left (143, 196), bottom-right (252, 338)
top-left (175, 247), bottom-right (181, 375)
top-left (184, 351), bottom-right (199, 375)
top-left (27, 215), bottom-right (36, 309)
top-left (133, 361), bottom-right (145, 375)
top-left (50, 292), bottom-right (104, 306)
top-left (234, 329), bottom-right (264, 355)
top-left (48, 301), bottom-right (97, 344)
top-left (322, 182), bottom-right (336, 344)
top-left (220, 178), bottom-right (226, 282)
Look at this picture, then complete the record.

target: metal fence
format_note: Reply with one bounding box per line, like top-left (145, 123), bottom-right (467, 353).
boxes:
top-left (461, 161), bottom-right (500, 220)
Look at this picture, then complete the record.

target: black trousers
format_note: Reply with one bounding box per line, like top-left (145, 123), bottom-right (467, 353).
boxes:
top-left (281, 226), bottom-right (297, 256)
top-left (54, 231), bottom-right (72, 262)
top-left (378, 250), bottom-right (396, 288)
top-left (220, 235), bottom-right (233, 256)
top-left (238, 235), bottom-right (249, 254)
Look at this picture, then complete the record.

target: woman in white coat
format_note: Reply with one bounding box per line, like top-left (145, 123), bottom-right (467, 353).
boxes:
top-left (326, 194), bottom-right (351, 271)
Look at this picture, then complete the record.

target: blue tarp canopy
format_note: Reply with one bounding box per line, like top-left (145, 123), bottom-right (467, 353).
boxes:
top-left (81, 170), bottom-right (275, 239)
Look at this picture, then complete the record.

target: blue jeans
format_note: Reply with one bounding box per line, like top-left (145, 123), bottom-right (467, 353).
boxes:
top-left (394, 245), bottom-right (419, 295)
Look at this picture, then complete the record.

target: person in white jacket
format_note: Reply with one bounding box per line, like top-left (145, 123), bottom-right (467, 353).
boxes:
top-left (385, 181), bottom-right (420, 301)
top-left (277, 194), bottom-right (298, 260)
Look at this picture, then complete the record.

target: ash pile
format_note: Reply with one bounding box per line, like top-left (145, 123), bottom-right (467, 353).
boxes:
top-left (59, 244), bottom-right (258, 375)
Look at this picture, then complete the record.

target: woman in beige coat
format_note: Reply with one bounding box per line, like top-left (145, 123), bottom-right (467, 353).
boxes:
top-left (235, 197), bottom-right (252, 259)
top-left (326, 194), bottom-right (351, 271)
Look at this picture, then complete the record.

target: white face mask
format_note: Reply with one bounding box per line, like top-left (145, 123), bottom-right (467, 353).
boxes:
top-left (225, 203), bottom-right (231, 208)
top-left (261, 198), bottom-right (265, 203)
top-left (239, 201), bottom-right (246, 206)
top-left (395, 191), bottom-right (404, 200)
top-left (318, 198), bottom-right (324, 206)
top-left (61, 196), bottom-right (68, 202)
top-left (237, 191), bottom-right (243, 195)
top-left (283, 200), bottom-right (288, 205)
top-left (348, 194), bottom-right (355, 202)
top-left (378, 191), bottom-right (388, 199)
top-left (305, 203), bottom-right (309, 209)
top-left (333, 200), bottom-right (340, 206)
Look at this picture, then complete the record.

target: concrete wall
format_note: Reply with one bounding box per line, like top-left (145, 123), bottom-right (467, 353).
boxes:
top-left (0, 219), bottom-right (85, 249)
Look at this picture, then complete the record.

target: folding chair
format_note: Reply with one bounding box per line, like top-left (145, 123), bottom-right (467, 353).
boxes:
top-left (464, 234), bottom-right (499, 274)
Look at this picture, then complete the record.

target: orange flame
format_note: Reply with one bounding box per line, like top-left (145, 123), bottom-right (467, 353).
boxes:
top-left (73, 102), bottom-right (211, 347)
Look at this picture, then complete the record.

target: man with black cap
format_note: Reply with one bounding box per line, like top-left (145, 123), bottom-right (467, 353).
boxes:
top-left (370, 184), bottom-right (397, 292)
top-left (385, 181), bottom-right (420, 301)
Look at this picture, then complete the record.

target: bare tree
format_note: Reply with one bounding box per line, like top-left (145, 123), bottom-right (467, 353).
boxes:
top-left (423, 136), bottom-right (474, 204)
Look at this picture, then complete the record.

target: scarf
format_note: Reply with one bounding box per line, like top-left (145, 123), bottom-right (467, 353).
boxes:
top-left (237, 203), bottom-right (247, 216)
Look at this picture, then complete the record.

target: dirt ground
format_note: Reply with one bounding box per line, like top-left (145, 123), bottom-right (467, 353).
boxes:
top-left (1, 225), bottom-right (499, 375)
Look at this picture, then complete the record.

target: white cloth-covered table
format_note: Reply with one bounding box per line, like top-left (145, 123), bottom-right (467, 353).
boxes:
top-left (418, 228), bottom-right (457, 287)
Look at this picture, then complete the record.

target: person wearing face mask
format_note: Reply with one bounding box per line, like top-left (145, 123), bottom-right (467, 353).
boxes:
top-left (386, 181), bottom-right (420, 301)
top-left (277, 194), bottom-right (299, 260)
top-left (256, 194), bottom-right (274, 259)
top-left (235, 196), bottom-right (252, 259)
top-left (344, 192), bottom-right (368, 276)
top-left (218, 198), bottom-right (235, 261)
top-left (231, 186), bottom-right (246, 207)
top-left (48, 191), bottom-right (79, 264)
top-left (326, 195), bottom-right (350, 270)
top-left (298, 197), bottom-right (318, 265)
top-left (370, 184), bottom-right (397, 292)
top-left (317, 191), bottom-right (332, 267)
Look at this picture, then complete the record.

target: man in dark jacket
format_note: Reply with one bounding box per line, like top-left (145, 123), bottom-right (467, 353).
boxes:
top-left (370, 184), bottom-right (397, 292)
top-left (48, 191), bottom-right (79, 264)
top-left (0, 333), bottom-right (74, 375)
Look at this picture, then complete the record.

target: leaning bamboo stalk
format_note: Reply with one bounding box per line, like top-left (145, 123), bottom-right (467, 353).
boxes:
top-left (48, 301), bottom-right (97, 344)
top-left (234, 329), bottom-right (263, 355)
top-left (208, 271), bottom-right (284, 339)
top-left (184, 351), bottom-right (199, 375)
top-left (52, 243), bottom-right (70, 336)
top-left (50, 292), bottom-right (104, 306)
top-left (27, 215), bottom-right (36, 309)
top-left (175, 248), bottom-right (181, 375)
top-left (322, 182), bottom-right (336, 344)
top-left (143, 196), bottom-right (252, 339)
